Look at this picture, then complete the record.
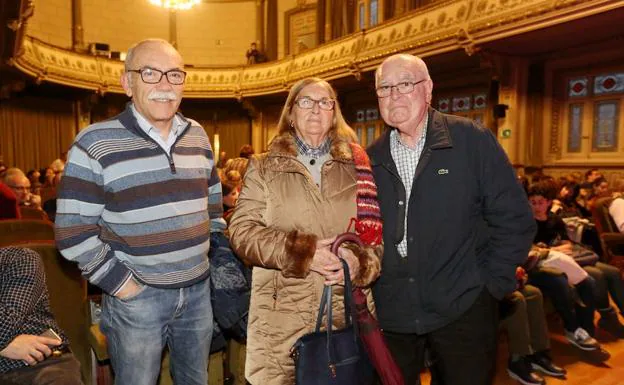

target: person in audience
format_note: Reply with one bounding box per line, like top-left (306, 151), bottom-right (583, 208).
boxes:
top-left (0, 182), bottom-right (20, 219)
top-left (366, 54), bottom-right (536, 385)
top-left (26, 169), bottom-right (41, 194)
top-left (528, 182), bottom-right (624, 338)
top-left (55, 38), bottom-right (225, 385)
top-left (608, 178), bottom-right (624, 233)
top-left (228, 77), bottom-right (382, 385)
top-left (0, 247), bottom-right (83, 385)
top-left (2, 168), bottom-right (42, 210)
top-left (0, 162), bottom-right (7, 179)
top-left (585, 168), bottom-right (601, 184)
top-left (224, 157), bottom-right (250, 182)
top-left (221, 181), bottom-right (240, 224)
top-left (502, 281), bottom-right (566, 385)
top-left (245, 42), bottom-right (260, 64)
top-left (239, 144), bottom-right (255, 159)
top-left (39, 167), bottom-right (54, 188)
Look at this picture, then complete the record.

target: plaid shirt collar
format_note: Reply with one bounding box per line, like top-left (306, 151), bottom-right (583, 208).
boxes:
top-left (390, 114), bottom-right (428, 151)
top-left (293, 134), bottom-right (331, 158)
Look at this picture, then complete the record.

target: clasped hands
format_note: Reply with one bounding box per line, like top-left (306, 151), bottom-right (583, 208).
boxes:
top-left (309, 237), bottom-right (359, 286)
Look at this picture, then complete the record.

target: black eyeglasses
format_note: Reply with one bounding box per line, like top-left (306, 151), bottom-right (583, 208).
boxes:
top-left (294, 97), bottom-right (335, 111)
top-left (127, 67), bottom-right (187, 85)
top-left (376, 79), bottom-right (428, 98)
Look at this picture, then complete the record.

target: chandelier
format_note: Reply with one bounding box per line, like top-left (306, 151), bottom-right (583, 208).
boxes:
top-left (149, 0), bottom-right (201, 10)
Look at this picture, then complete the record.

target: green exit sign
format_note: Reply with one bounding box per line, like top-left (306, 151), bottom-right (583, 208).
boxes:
top-left (501, 128), bottom-right (512, 138)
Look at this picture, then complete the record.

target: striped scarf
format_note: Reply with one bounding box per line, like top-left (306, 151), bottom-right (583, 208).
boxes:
top-left (349, 143), bottom-right (383, 246)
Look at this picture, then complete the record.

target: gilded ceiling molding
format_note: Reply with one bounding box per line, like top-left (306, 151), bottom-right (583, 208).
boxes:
top-left (10, 0), bottom-right (621, 98)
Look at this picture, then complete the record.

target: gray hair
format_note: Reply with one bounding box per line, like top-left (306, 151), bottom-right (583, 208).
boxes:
top-left (375, 54), bottom-right (431, 87)
top-left (124, 38), bottom-right (180, 72)
top-left (2, 167), bottom-right (26, 184)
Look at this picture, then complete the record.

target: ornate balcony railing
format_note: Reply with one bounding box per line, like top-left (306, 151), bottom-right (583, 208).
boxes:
top-left (8, 0), bottom-right (620, 98)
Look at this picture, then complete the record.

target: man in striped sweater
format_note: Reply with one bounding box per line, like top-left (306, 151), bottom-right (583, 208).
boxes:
top-left (55, 39), bottom-right (225, 385)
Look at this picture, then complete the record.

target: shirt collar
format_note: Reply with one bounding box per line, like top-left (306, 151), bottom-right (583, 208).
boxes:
top-left (293, 134), bottom-right (331, 159)
top-left (130, 103), bottom-right (184, 137)
top-left (391, 114), bottom-right (428, 150)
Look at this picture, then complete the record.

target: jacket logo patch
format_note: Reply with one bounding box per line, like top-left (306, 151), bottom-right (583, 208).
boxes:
top-left (437, 168), bottom-right (449, 175)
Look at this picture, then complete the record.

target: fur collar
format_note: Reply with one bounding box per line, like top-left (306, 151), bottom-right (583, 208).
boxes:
top-left (267, 131), bottom-right (354, 161)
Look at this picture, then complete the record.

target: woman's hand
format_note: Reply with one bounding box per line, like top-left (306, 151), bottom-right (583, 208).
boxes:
top-left (319, 244), bottom-right (360, 286)
top-left (309, 237), bottom-right (341, 283)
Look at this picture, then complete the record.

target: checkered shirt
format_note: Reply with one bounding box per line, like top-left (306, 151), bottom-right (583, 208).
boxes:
top-left (390, 115), bottom-right (429, 257)
top-left (293, 134), bottom-right (331, 158)
top-left (0, 247), bottom-right (67, 373)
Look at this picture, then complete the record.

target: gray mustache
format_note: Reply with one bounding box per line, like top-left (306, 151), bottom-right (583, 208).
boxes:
top-left (148, 91), bottom-right (178, 101)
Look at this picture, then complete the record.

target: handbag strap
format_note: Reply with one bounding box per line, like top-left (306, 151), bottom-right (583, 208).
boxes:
top-left (312, 259), bottom-right (360, 367)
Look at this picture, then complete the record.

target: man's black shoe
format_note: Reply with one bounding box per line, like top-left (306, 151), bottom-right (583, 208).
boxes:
top-left (529, 350), bottom-right (566, 378)
top-left (507, 357), bottom-right (545, 385)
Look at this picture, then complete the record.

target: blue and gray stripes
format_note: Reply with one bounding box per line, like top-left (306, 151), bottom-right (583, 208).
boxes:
top-left (55, 105), bottom-right (225, 295)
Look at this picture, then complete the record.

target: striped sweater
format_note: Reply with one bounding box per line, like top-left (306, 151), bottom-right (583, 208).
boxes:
top-left (55, 105), bottom-right (226, 295)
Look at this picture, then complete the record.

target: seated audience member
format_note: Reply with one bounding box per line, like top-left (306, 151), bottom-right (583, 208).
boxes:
top-left (224, 157), bottom-right (250, 181)
top-left (245, 43), bottom-right (260, 64)
top-left (0, 247), bottom-right (83, 385)
top-left (26, 170), bottom-right (42, 195)
top-left (0, 182), bottom-right (20, 219)
top-left (2, 168), bottom-right (42, 210)
top-left (529, 182), bottom-right (624, 338)
top-left (585, 168), bottom-right (602, 184)
top-left (0, 162), bottom-right (7, 179)
top-left (502, 280), bottom-right (566, 385)
top-left (609, 178), bottom-right (624, 233)
top-left (49, 160), bottom-right (65, 186)
top-left (576, 182), bottom-right (594, 218)
top-left (39, 168), bottom-right (54, 188)
top-left (221, 181), bottom-right (240, 224)
top-left (238, 144), bottom-right (255, 159)
top-left (551, 181), bottom-right (584, 218)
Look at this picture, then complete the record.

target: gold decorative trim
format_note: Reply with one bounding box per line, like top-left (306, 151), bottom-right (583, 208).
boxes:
top-left (10, 0), bottom-right (621, 98)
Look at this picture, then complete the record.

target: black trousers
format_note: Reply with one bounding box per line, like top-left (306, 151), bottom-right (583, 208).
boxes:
top-left (383, 289), bottom-right (498, 385)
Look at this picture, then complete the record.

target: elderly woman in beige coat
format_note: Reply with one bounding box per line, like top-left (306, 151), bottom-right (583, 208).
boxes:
top-left (229, 77), bottom-right (382, 385)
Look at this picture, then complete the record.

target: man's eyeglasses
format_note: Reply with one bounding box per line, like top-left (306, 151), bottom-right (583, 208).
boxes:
top-left (127, 67), bottom-right (187, 85)
top-left (376, 79), bottom-right (428, 98)
top-left (294, 97), bottom-right (335, 111)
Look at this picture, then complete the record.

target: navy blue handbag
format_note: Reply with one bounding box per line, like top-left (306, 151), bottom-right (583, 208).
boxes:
top-left (290, 251), bottom-right (375, 385)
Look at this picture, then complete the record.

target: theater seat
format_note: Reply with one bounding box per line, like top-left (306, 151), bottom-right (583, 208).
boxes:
top-left (592, 197), bottom-right (624, 277)
top-left (20, 242), bottom-right (91, 385)
top-left (0, 219), bottom-right (55, 247)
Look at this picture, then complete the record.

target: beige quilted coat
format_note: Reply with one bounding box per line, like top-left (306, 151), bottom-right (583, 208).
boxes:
top-left (229, 131), bottom-right (381, 385)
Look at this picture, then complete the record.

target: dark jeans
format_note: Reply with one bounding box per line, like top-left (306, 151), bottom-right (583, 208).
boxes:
top-left (0, 353), bottom-right (83, 385)
top-left (584, 262), bottom-right (624, 313)
top-left (528, 268), bottom-right (596, 334)
top-left (383, 288), bottom-right (498, 385)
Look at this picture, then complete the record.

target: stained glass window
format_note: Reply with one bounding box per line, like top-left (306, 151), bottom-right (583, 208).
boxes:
top-left (357, 127), bottom-right (363, 144)
top-left (438, 98), bottom-right (450, 113)
top-left (567, 104), bottom-right (583, 153)
top-left (473, 93), bottom-right (487, 109)
top-left (568, 77), bottom-right (588, 98)
top-left (594, 73), bottom-right (624, 95)
top-left (452, 96), bottom-right (471, 112)
top-left (367, 126), bottom-right (375, 146)
top-left (370, 0), bottom-right (378, 27)
top-left (359, 3), bottom-right (366, 30)
top-left (592, 100), bottom-right (618, 152)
